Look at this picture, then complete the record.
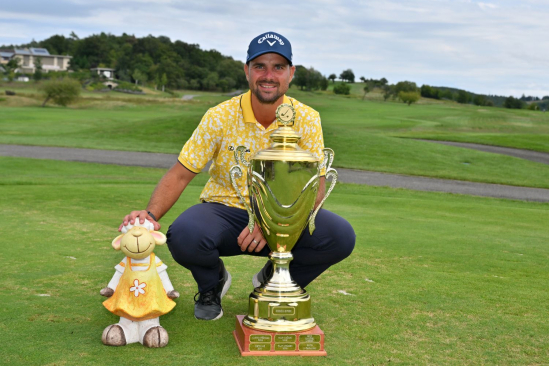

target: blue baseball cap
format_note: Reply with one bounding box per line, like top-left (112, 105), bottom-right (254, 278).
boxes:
top-left (246, 32), bottom-right (292, 65)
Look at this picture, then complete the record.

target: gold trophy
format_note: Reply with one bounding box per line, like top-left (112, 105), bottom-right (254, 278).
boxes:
top-left (231, 103), bottom-right (338, 355)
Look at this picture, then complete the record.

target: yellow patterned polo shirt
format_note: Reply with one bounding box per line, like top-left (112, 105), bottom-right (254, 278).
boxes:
top-left (178, 90), bottom-right (325, 209)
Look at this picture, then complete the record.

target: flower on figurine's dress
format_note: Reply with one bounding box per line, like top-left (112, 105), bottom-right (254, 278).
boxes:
top-left (129, 279), bottom-right (146, 297)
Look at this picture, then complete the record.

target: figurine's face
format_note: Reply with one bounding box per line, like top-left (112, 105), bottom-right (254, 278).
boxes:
top-left (119, 226), bottom-right (157, 259)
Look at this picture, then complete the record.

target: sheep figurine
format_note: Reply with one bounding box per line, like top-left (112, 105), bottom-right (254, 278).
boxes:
top-left (100, 219), bottom-right (179, 348)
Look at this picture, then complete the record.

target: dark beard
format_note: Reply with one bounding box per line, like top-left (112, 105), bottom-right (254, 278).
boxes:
top-left (251, 83), bottom-right (281, 104)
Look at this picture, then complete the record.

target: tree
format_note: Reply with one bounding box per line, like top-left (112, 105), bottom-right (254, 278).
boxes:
top-left (160, 73), bottom-right (168, 92)
top-left (394, 81), bottom-right (418, 94)
top-left (132, 69), bottom-right (146, 85)
top-left (320, 76), bottom-right (328, 91)
top-left (504, 96), bottom-right (523, 109)
top-left (291, 66), bottom-right (324, 91)
top-left (33, 57), bottom-right (43, 81)
top-left (339, 69), bottom-right (355, 83)
top-left (293, 66), bottom-right (308, 90)
top-left (473, 95), bottom-right (488, 106)
top-left (380, 77), bottom-right (388, 86)
top-left (456, 90), bottom-right (469, 104)
top-left (40, 78), bottom-right (81, 107)
top-left (328, 74), bottom-right (336, 83)
top-left (527, 103), bottom-right (539, 111)
top-left (359, 76), bottom-right (366, 83)
top-left (420, 84), bottom-right (440, 99)
top-left (382, 85), bottom-right (393, 101)
top-left (333, 83), bottom-right (350, 95)
top-left (398, 91), bottom-right (420, 105)
top-left (363, 85), bottom-right (369, 100)
top-left (3, 58), bottom-right (20, 82)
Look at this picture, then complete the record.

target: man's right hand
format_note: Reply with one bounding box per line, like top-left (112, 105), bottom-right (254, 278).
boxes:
top-left (119, 210), bottom-right (161, 231)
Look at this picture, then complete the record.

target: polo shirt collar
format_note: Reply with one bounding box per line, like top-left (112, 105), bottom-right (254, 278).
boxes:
top-left (241, 90), bottom-right (291, 123)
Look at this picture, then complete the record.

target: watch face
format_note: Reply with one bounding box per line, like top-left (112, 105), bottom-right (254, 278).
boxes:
top-left (276, 103), bottom-right (296, 126)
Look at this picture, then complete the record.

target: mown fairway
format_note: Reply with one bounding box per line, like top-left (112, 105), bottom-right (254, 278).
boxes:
top-left (1, 157), bottom-right (548, 365)
top-left (1, 83), bottom-right (549, 188)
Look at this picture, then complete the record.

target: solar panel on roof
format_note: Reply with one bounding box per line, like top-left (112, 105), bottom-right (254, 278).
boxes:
top-left (31, 48), bottom-right (50, 55)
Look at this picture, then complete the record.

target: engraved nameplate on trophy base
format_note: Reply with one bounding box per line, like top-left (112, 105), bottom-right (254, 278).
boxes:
top-left (233, 315), bottom-right (326, 356)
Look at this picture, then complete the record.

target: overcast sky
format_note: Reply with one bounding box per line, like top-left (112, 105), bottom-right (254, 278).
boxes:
top-left (1, 0), bottom-right (548, 97)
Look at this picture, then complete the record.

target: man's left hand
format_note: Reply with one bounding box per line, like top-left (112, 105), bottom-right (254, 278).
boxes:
top-left (237, 225), bottom-right (267, 253)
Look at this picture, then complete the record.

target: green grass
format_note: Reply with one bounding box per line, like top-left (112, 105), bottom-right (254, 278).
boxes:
top-left (2, 85), bottom-right (549, 189)
top-left (1, 157), bottom-right (548, 365)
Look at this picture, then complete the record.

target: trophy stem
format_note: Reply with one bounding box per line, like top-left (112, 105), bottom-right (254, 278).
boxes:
top-left (263, 251), bottom-right (302, 294)
top-left (243, 251), bottom-right (316, 332)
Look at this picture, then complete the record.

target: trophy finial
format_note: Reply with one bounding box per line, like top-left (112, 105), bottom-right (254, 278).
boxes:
top-left (275, 103), bottom-right (296, 127)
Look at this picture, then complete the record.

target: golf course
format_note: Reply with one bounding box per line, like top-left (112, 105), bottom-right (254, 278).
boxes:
top-left (1, 83), bottom-right (548, 365)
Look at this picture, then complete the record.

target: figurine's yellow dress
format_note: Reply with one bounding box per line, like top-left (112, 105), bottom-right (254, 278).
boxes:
top-left (103, 253), bottom-right (175, 321)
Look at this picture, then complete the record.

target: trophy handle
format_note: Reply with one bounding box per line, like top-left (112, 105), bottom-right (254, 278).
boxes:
top-left (309, 148), bottom-right (338, 235)
top-left (233, 145), bottom-right (250, 167)
top-left (230, 146), bottom-right (255, 234)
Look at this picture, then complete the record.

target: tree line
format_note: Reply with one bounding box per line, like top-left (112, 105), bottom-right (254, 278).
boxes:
top-left (2, 32), bottom-right (249, 91)
top-left (3, 33), bottom-right (545, 110)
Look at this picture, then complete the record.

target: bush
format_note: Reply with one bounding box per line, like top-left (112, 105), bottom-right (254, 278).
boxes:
top-left (333, 83), bottom-right (351, 95)
top-left (114, 81), bottom-right (142, 92)
top-left (40, 78), bottom-right (81, 107)
top-left (85, 81), bottom-right (108, 91)
top-left (398, 91), bottom-right (420, 106)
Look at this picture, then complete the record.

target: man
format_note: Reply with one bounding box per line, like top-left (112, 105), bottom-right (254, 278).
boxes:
top-left (121, 31), bottom-right (355, 321)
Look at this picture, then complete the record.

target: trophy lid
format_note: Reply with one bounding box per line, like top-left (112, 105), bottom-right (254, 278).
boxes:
top-left (251, 104), bottom-right (319, 162)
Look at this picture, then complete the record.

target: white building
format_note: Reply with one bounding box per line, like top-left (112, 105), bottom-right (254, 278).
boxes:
top-left (91, 67), bottom-right (115, 80)
top-left (1, 48), bottom-right (72, 74)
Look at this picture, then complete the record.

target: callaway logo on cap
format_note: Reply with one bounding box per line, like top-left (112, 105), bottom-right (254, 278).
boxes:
top-left (246, 31), bottom-right (292, 65)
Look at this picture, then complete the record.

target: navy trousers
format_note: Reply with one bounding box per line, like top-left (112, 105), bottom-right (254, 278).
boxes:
top-left (166, 202), bottom-right (355, 293)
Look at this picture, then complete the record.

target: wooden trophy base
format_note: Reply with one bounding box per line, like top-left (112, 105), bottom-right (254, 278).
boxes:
top-left (233, 315), bottom-right (327, 356)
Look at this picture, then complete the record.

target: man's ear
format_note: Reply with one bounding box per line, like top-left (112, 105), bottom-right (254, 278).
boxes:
top-left (112, 234), bottom-right (124, 250)
top-left (151, 231), bottom-right (167, 245)
top-left (244, 63), bottom-right (249, 81)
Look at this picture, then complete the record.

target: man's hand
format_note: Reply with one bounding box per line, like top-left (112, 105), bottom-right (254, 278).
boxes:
top-left (237, 225), bottom-right (268, 253)
top-left (119, 210), bottom-right (161, 231)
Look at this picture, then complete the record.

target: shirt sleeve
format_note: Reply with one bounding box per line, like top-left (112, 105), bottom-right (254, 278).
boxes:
top-left (178, 108), bottom-right (223, 173)
top-left (298, 110), bottom-right (326, 176)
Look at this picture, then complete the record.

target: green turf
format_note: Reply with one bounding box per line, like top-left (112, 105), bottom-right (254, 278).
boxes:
top-left (1, 157), bottom-right (547, 365)
top-left (2, 86), bottom-right (549, 189)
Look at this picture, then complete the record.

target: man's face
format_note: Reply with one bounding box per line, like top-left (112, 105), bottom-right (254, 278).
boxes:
top-left (244, 53), bottom-right (295, 104)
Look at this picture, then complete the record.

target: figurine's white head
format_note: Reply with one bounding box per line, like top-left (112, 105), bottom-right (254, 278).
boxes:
top-left (112, 219), bottom-right (167, 259)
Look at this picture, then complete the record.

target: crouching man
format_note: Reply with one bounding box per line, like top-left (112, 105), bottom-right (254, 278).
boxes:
top-left (121, 31), bottom-right (355, 321)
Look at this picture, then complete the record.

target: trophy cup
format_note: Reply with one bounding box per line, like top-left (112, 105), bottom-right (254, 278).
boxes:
top-left (231, 103), bottom-right (338, 356)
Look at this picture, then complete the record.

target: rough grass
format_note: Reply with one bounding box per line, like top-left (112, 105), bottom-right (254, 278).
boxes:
top-left (1, 157), bottom-right (548, 365)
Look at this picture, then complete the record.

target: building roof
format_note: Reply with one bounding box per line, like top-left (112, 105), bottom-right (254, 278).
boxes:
top-left (29, 48), bottom-right (50, 56)
top-left (12, 48), bottom-right (71, 58)
top-left (91, 67), bottom-right (115, 71)
top-left (0, 51), bottom-right (14, 58)
top-left (14, 48), bottom-right (31, 55)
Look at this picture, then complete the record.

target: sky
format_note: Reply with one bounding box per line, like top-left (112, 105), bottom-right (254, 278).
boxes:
top-left (1, 0), bottom-right (548, 97)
